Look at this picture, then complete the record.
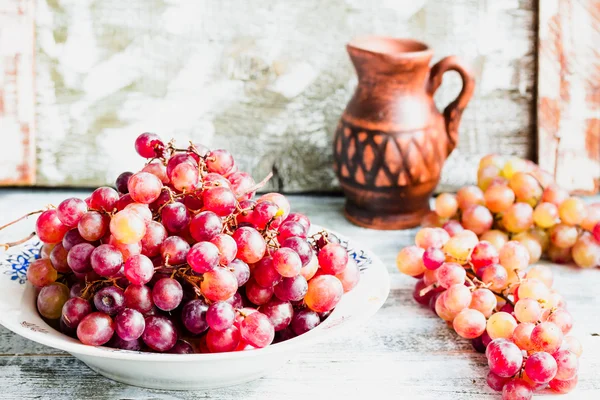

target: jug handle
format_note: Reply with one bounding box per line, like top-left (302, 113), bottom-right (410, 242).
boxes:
top-left (427, 56), bottom-right (475, 156)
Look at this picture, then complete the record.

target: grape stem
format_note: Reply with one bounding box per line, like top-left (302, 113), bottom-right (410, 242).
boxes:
top-left (239, 171), bottom-right (274, 197)
top-left (0, 231), bottom-right (36, 250)
top-left (419, 283), bottom-right (438, 297)
top-left (0, 209), bottom-right (47, 232)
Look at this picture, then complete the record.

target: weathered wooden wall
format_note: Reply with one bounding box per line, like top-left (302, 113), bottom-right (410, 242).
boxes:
top-left (3, 0), bottom-right (537, 192)
top-left (538, 0), bottom-right (600, 194)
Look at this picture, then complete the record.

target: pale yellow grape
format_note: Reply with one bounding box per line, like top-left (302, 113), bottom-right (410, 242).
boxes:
top-left (509, 172), bottom-right (543, 207)
top-left (435, 293), bottom-right (456, 322)
top-left (512, 322), bottom-right (535, 351)
top-left (477, 165), bottom-right (503, 191)
top-left (434, 193), bottom-right (458, 219)
top-left (558, 197), bottom-right (587, 226)
top-left (526, 265), bottom-right (553, 288)
top-left (486, 311), bottom-right (518, 340)
top-left (530, 227), bottom-right (550, 251)
top-left (547, 244), bottom-right (573, 264)
top-left (549, 290), bottom-right (566, 309)
top-left (564, 336), bottom-right (583, 357)
top-left (581, 205), bottom-right (600, 231)
top-left (443, 230), bottom-right (478, 263)
top-left (550, 223), bottom-right (578, 249)
top-left (506, 267), bottom-right (525, 286)
top-left (480, 230), bottom-right (509, 251)
top-left (571, 234), bottom-right (600, 268)
top-left (484, 184), bottom-right (515, 213)
top-left (456, 186), bottom-right (484, 211)
top-left (533, 202), bottom-right (559, 228)
top-left (502, 157), bottom-right (528, 180)
top-left (518, 279), bottom-right (551, 307)
top-left (512, 232), bottom-right (542, 264)
top-left (415, 227), bottom-right (449, 249)
top-left (109, 210), bottom-right (147, 244)
top-left (469, 288), bottom-right (497, 317)
top-left (503, 203), bottom-right (534, 233)
top-left (396, 246), bottom-right (425, 276)
top-left (444, 284), bottom-right (472, 314)
top-left (499, 241), bottom-right (530, 270)
top-left (453, 309), bottom-right (486, 339)
top-left (479, 154), bottom-right (505, 170)
top-left (514, 298), bottom-right (543, 323)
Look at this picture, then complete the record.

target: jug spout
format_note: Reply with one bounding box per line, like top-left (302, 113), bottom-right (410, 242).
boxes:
top-left (347, 36), bottom-right (433, 86)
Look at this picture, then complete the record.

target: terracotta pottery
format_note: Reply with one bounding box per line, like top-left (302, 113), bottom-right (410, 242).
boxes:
top-left (333, 36), bottom-right (475, 230)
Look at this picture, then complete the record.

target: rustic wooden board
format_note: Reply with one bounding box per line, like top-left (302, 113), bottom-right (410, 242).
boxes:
top-left (0, 191), bottom-right (599, 399)
top-left (13, 0), bottom-right (536, 191)
top-left (0, 0), bottom-right (36, 185)
top-left (538, 0), bottom-right (600, 194)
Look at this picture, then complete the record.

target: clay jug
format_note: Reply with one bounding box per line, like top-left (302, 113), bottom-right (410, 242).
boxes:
top-left (333, 36), bottom-right (475, 229)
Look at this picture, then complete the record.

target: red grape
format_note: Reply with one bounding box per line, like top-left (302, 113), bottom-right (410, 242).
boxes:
top-left (57, 198), bottom-right (88, 227)
top-left (77, 312), bottom-right (114, 346)
top-left (142, 315), bottom-right (177, 352)
top-left (36, 209), bottom-right (70, 244)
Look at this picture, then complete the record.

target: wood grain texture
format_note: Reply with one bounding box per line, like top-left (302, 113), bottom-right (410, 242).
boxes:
top-left (0, 190), bottom-right (599, 399)
top-left (0, 0), bottom-right (36, 185)
top-left (538, 0), bottom-right (600, 194)
top-left (23, 0), bottom-right (537, 191)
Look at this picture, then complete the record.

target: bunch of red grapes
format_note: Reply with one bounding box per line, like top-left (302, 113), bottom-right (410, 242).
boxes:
top-left (397, 155), bottom-right (592, 399)
top-left (26, 133), bottom-right (360, 354)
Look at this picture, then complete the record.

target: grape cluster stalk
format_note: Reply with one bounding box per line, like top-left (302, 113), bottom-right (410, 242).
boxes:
top-left (397, 155), bottom-right (592, 399)
top-left (15, 133), bottom-right (361, 354)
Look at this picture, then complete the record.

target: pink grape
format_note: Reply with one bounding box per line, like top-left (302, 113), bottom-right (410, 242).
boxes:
top-left (435, 262), bottom-right (466, 288)
top-left (272, 248), bottom-right (302, 277)
top-left (335, 258), bottom-right (360, 292)
top-left (257, 193), bottom-right (291, 220)
top-left (152, 278), bottom-right (183, 311)
top-left (232, 227), bottom-right (266, 264)
top-left (77, 312), bottom-right (114, 346)
top-left (486, 371), bottom-right (510, 392)
top-left (230, 258), bottom-right (251, 287)
top-left (142, 315), bottom-right (177, 352)
top-left (228, 171), bottom-right (256, 200)
top-left (47, 243), bottom-right (70, 273)
top-left (140, 221), bottom-right (167, 257)
top-left (239, 311), bottom-right (275, 348)
top-left (202, 187), bottom-right (237, 217)
top-left (206, 301), bottom-right (235, 331)
top-left (501, 379), bottom-right (532, 400)
top-left (304, 275), bottom-right (343, 313)
top-left (525, 351), bottom-right (557, 384)
top-left (161, 202), bottom-right (190, 233)
top-left (142, 162), bottom-right (169, 184)
top-left (486, 339), bottom-right (523, 377)
top-left (210, 234), bottom-right (237, 265)
top-left (284, 212), bottom-right (310, 232)
top-left (90, 244), bottom-right (123, 277)
top-left (206, 149), bottom-right (235, 175)
top-left (318, 243), bottom-right (348, 275)
top-left (201, 268), bottom-right (238, 301)
top-left (291, 309), bottom-right (320, 335)
top-left (203, 172), bottom-right (231, 189)
top-left (281, 236), bottom-right (313, 267)
top-left (442, 220), bottom-right (464, 237)
top-left (61, 297), bottom-right (92, 329)
top-left (124, 285), bottom-right (153, 315)
top-left (189, 211), bottom-right (222, 242)
top-left (94, 286), bottom-right (125, 316)
top-left (470, 241), bottom-right (499, 272)
top-left (181, 299), bottom-right (210, 334)
top-left (128, 172), bottom-right (163, 204)
top-left (110, 210), bottom-right (145, 244)
top-left (36, 209), bottom-right (70, 244)
top-left (246, 278), bottom-right (275, 305)
top-left (259, 299), bottom-right (293, 331)
top-left (187, 241), bottom-right (220, 273)
top-left (115, 308), bottom-right (145, 341)
top-left (206, 326), bottom-right (240, 353)
top-left (277, 221), bottom-right (307, 242)
top-left (549, 376), bottom-right (578, 394)
top-left (167, 153), bottom-right (197, 177)
top-left (553, 349), bottom-right (578, 380)
top-left (62, 229), bottom-right (88, 251)
top-left (461, 205), bottom-right (493, 235)
top-left (89, 187), bottom-right (119, 212)
top-left (251, 200), bottom-right (280, 230)
top-left (422, 247), bottom-right (445, 270)
top-left (135, 132), bottom-right (164, 158)
top-left (27, 259), bottom-right (58, 288)
top-left (67, 243), bottom-right (95, 273)
top-left (170, 161), bottom-right (199, 191)
top-left (531, 322), bottom-right (563, 353)
top-left (78, 211), bottom-right (109, 242)
top-left (160, 236), bottom-right (190, 265)
top-left (273, 275), bottom-right (308, 302)
top-left (453, 309), bottom-right (486, 339)
top-left (253, 257), bottom-right (283, 288)
top-left (123, 254), bottom-right (154, 285)
top-left (545, 309), bottom-right (573, 334)
top-left (57, 198), bottom-right (88, 227)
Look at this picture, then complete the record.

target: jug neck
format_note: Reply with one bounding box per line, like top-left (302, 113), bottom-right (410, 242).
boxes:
top-left (347, 37), bottom-right (433, 88)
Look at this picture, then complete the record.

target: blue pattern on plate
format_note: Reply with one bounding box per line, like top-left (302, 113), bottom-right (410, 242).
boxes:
top-left (1, 239), bottom-right (42, 284)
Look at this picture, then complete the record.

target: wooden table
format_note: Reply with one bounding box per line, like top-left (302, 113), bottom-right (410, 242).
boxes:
top-left (0, 190), bottom-right (598, 400)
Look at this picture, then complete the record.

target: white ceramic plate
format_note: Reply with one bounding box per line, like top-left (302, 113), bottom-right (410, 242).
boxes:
top-left (0, 225), bottom-right (389, 390)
